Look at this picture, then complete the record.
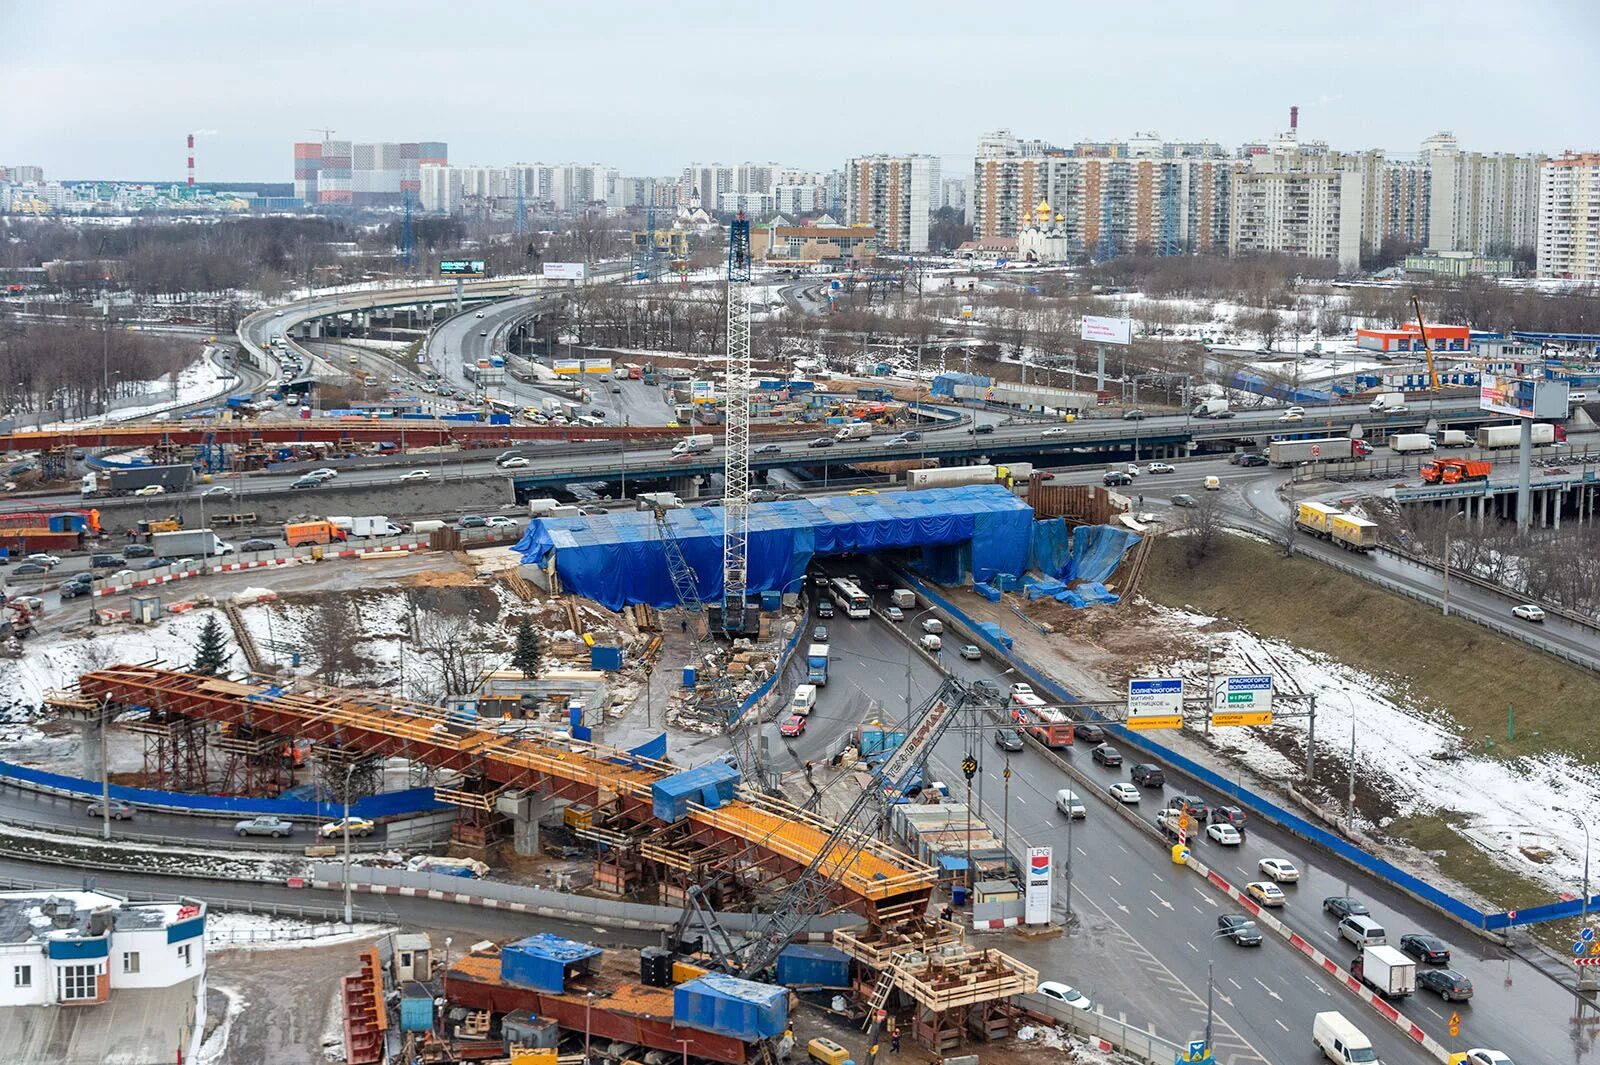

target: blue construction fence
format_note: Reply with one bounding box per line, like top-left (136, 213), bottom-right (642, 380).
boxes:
top-left (0, 759), bottom-right (448, 821)
top-left (730, 614), bottom-right (808, 726)
top-left (890, 570), bottom-right (1590, 933)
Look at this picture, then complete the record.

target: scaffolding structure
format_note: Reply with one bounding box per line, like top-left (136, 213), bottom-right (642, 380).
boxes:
top-left (123, 712), bottom-right (210, 792)
top-left (213, 725), bottom-right (291, 797)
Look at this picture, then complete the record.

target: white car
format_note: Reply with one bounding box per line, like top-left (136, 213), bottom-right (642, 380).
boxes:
top-left (886, 606), bottom-right (904, 622)
top-left (1258, 857), bottom-right (1300, 882)
top-left (1511, 604), bottom-right (1545, 623)
top-left (1278, 411), bottom-right (1303, 422)
top-left (499, 456), bottom-right (530, 469)
top-left (1009, 683), bottom-right (1034, 698)
top-left (400, 470), bottom-right (431, 482)
top-left (1146, 462), bottom-right (1174, 474)
top-left (24, 553), bottom-right (61, 568)
top-left (308, 468), bottom-right (338, 481)
top-left (1464, 1052), bottom-right (1515, 1065)
top-left (1108, 782), bottom-right (1141, 804)
top-left (1036, 981), bottom-right (1092, 1011)
top-left (1283, 406), bottom-right (1305, 417)
top-left (134, 484), bottom-right (166, 496)
top-left (475, 311), bottom-right (485, 318)
top-left (201, 485), bottom-right (231, 497)
top-left (1042, 426), bottom-right (1070, 436)
top-left (10, 595), bottom-right (44, 614)
top-left (1125, 463), bottom-right (1143, 476)
top-left (484, 516), bottom-right (519, 529)
top-left (1207, 823), bottom-right (1242, 846)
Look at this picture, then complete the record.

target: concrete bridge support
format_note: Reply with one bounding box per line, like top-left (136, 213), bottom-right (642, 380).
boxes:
top-left (495, 792), bottom-right (552, 856)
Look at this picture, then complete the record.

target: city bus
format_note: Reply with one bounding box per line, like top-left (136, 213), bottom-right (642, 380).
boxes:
top-left (829, 577), bottom-right (871, 619)
top-left (1011, 693), bottom-right (1074, 748)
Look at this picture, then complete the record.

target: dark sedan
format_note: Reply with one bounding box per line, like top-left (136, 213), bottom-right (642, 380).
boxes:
top-left (1090, 744), bottom-right (1122, 767)
top-left (1399, 933), bottom-right (1451, 965)
top-left (1210, 805), bottom-right (1248, 829)
top-left (1218, 914), bottom-right (1262, 946)
top-left (1323, 896), bottom-right (1370, 919)
top-left (1416, 968), bottom-right (1472, 1001)
top-left (1074, 722), bottom-right (1106, 745)
top-left (807, 437), bottom-right (835, 449)
top-left (993, 728), bottom-right (1025, 752)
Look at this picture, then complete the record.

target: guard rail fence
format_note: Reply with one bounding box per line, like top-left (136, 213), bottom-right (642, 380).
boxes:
top-left (1376, 544), bottom-right (1600, 633)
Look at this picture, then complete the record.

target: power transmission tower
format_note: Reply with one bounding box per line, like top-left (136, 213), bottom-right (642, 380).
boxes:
top-left (401, 193), bottom-right (415, 269)
top-left (721, 211), bottom-right (752, 634)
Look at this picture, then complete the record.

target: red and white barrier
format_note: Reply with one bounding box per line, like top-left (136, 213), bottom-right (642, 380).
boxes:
top-left (1183, 854), bottom-right (1451, 1062)
top-left (971, 915), bottom-right (1021, 930)
top-left (90, 539), bottom-right (431, 597)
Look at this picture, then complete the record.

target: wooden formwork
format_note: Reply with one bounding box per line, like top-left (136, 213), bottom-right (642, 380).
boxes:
top-left (1029, 482), bottom-right (1121, 526)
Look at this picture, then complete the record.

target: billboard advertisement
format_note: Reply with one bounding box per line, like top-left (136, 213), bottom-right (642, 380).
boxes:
top-left (1127, 677), bottom-right (1183, 731)
top-left (543, 262), bottom-right (587, 281)
top-left (439, 259), bottom-right (486, 276)
top-left (1081, 314), bottom-right (1132, 346)
top-left (1480, 374), bottom-right (1568, 419)
top-left (690, 380), bottom-right (716, 404)
top-left (1213, 674), bottom-right (1273, 726)
top-left (1024, 846), bottom-right (1053, 925)
top-left (552, 359), bottom-right (613, 376)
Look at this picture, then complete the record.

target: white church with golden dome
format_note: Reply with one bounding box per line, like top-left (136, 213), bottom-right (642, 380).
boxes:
top-left (1017, 197), bottom-right (1072, 263)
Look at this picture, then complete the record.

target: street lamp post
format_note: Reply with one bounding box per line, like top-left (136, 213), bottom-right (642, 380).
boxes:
top-left (99, 695), bottom-right (112, 841)
top-left (1202, 926), bottom-right (1235, 1056)
top-left (585, 991), bottom-right (596, 1064)
top-left (1441, 508), bottom-right (1467, 617)
top-left (342, 761), bottom-right (356, 925)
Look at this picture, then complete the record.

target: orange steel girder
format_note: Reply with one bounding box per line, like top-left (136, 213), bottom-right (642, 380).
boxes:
top-left (78, 666), bottom-right (936, 919)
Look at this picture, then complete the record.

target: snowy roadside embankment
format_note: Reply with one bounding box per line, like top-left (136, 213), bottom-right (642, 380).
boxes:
top-left (1147, 603), bottom-right (1598, 902)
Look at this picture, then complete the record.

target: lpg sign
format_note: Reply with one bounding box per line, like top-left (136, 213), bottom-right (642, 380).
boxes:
top-left (1025, 846), bottom-right (1053, 925)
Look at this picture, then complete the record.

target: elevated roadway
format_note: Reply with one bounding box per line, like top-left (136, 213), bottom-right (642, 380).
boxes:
top-left (72, 666), bottom-right (935, 920)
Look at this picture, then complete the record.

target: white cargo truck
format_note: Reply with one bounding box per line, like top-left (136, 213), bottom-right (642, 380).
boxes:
top-left (671, 434), bottom-right (714, 456)
top-left (151, 529), bottom-right (233, 558)
top-left (1388, 433), bottom-right (1435, 454)
top-left (1368, 392), bottom-right (1407, 413)
top-left (834, 422), bottom-right (873, 442)
top-left (1191, 398), bottom-right (1230, 418)
top-left (1357, 944), bottom-right (1416, 998)
top-left (1476, 423), bottom-right (1558, 449)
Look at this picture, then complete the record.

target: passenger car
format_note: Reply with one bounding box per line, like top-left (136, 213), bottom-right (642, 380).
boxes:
top-left (240, 539), bottom-right (276, 552)
top-left (812, 625), bottom-right (828, 642)
top-left (1399, 933), bottom-right (1451, 965)
top-left (808, 437), bottom-right (834, 448)
top-left (1074, 723), bottom-right (1106, 744)
top-left (779, 714), bottom-right (807, 738)
top-left (59, 579), bottom-right (92, 599)
top-left (499, 456), bottom-right (530, 468)
top-left (1416, 968), bottom-right (1473, 1001)
top-left (1036, 981), bottom-right (1091, 1010)
top-left (234, 816), bottom-right (295, 837)
top-left (1171, 493), bottom-right (1198, 508)
top-left (1323, 896), bottom-right (1370, 919)
top-left (457, 515), bottom-right (487, 529)
top-left (1258, 857), bottom-right (1299, 882)
top-left (290, 476), bottom-right (321, 489)
top-left (1107, 782), bottom-right (1140, 803)
top-left (308, 469), bottom-right (338, 481)
top-left (318, 817), bottom-right (375, 839)
top-left (134, 484), bottom-right (166, 496)
top-left (755, 443), bottom-right (783, 454)
top-left (816, 600), bottom-right (834, 618)
top-left (202, 485), bottom-right (231, 496)
top-left (25, 553), bottom-right (60, 567)
top-left (10, 563), bottom-right (48, 576)
top-left (1147, 462), bottom-right (1174, 474)
top-left (1245, 881), bottom-right (1285, 907)
top-left (993, 728), bottom-right (1024, 752)
top-left (1103, 471), bottom-right (1133, 486)
top-left (1090, 744), bottom-right (1122, 767)
top-left (484, 516), bottom-right (518, 529)
top-left (1121, 409), bottom-right (1147, 420)
top-left (1130, 763), bottom-right (1166, 787)
top-left (1042, 426), bottom-right (1070, 436)
top-left (1054, 789), bottom-right (1086, 818)
top-left (1463, 1051), bottom-right (1515, 1065)
top-left (87, 799), bottom-right (135, 820)
top-left (1206, 823), bottom-right (1242, 845)
top-left (1511, 603), bottom-right (1545, 622)
top-left (400, 470), bottom-right (431, 482)
top-left (1210, 805), bottom-right (1247, 828)
top-left (1217, 914), bottom-right (1262, 946)
top-left (960, 644), bottom-right (981, 661)
top-left (122, 544), bottom-right (155, 558)
top-left (886, 606), bottom-right (904, 622)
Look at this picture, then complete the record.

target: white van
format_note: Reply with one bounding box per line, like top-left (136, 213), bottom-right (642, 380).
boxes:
top-left (790, 684), bottom-right (818, 717)
top-left (1054, 789), bottom-right (1086, 818)
top-left (919, 634), bottom-right (942, 653)
top-left (921, 618), bottom-right (944, 635)
top-left (1312, 1011), bottom-right (1378, 1064)
top-left (1338, 914), bottom-right (1387, 947)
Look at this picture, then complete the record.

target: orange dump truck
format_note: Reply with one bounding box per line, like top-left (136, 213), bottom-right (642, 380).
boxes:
top-left (284, 520), bottom-right (348, 548)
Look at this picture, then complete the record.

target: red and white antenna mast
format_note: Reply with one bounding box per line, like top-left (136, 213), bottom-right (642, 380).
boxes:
top-left (187, 133), bottom-right (196, 187)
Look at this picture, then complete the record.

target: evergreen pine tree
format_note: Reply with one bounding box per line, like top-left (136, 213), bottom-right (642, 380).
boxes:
top-left (511, 618), bottom-right (542, 679)
top-left (192, 614), bottom-right (231, 676)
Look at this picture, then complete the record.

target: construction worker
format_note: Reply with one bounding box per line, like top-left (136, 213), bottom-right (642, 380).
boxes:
top-left (889, 1019), bottom-right (900, 1054)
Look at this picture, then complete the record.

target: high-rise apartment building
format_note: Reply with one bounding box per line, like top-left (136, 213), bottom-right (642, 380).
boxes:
top-left (1425, 140), bottom-right (1544, 256)
top-left (0, 165), bottom-right (44, 184)
top-left (1228, 151), bottom-right (1365, 271)
top-left (293, 140), bottom-right (446, 206)
top-left (972, 131), bottom-right (1232, 257)
top-left (679, 163), bottom-right (786, 213)
top-left (844, 155), bottom-right (940, 253)
top-left (1537, 152), bottom-right (1600, 281)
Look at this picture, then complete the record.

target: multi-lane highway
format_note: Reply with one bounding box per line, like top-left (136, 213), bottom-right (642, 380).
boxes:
top-left (783, 573), bottom-right (1588, 1065)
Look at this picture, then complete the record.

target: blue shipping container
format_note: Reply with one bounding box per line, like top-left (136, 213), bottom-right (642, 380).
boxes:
top-left (674, 974), bottom-right (789, 1042)
top-left (775, 944), bottom-right (850, 989)
top-left (501, 934), bottom-right (603, 993)
top-left (399, 988), bottom-right (435, 1032)
top-left (590, 645), bottom-right (623, 672)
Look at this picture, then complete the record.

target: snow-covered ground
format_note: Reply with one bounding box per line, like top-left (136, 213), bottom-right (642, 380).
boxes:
top-left (1148, 603), bottom-right (1598, 903)
top-left (43, 346), bottom-right (236, 429)
top-left (206, 911), bottom-right (391, 952)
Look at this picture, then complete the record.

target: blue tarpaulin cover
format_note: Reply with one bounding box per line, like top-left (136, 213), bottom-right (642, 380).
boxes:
top-left (930, 372), bottom-right (991, 397)
top-left (973, 582), bottom-right (1002, 602)
top-left (674, 974), bottom-right (790, 1042)
top-left (977, 621), bottom-right (1013, 649)
top-left (1066, 525), bottom-right (1141, 584)
top-left (515, 486), bottom-right (1033, 610)
top-left (1029, 518), bottom-right (1072, 578)
top-left (652, 761), bottom-right (740, 823)
top-left (501, 933), bottom-right (603, 993)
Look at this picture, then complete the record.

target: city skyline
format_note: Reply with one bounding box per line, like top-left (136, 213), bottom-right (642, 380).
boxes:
top-left (4, 1), bottom-right (1595, 181)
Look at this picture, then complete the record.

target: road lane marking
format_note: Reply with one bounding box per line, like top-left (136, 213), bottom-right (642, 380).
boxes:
top-left (1187, 941), bottom-right (1198, 952)
top-left (1107, 874), bottom-right (1122, 887)
top-left (1228, 978), bottom-right (1243, 990)
top-left (1275, 1019), bottom-right (1289, 1032)
top-left (1147, 907), bottom-right (1160, 919)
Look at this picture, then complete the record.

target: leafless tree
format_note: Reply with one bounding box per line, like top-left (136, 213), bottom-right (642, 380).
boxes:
top-left (1184, 492), bottom-right (1226, 568)
top-left (415, 614), bottom-right (491, 699)
top-left (303, 599), bottom-right (363, 686)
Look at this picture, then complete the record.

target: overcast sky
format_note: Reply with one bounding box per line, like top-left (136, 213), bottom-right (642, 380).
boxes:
top-left (4, 0), bottom-right (1596, 182)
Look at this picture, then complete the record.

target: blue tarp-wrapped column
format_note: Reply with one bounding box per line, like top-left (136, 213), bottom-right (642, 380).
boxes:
top-left (1067, 525), bottom-right (1141, 584)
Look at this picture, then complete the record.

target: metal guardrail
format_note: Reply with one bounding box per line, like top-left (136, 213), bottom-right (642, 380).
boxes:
top-left (0, 800), bottom-right (395, 854)
top-left (1377, 545), bottom-right (1600, 633)
top-left (0, 872), bottom-right (395, 924)
top-left (1311, 550), bottom-right (1600, 672)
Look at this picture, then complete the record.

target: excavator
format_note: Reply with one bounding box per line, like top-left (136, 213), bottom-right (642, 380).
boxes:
top-left (0, 599), bottom-right (35, 647)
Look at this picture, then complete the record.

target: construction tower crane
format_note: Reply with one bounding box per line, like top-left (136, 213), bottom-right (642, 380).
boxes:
top-left (1411, 292), bottom-right (1442, 393)
top-left (728, 677), bottom-right (979, 979)
top-left (722, 212), bottom-right (753, 635)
